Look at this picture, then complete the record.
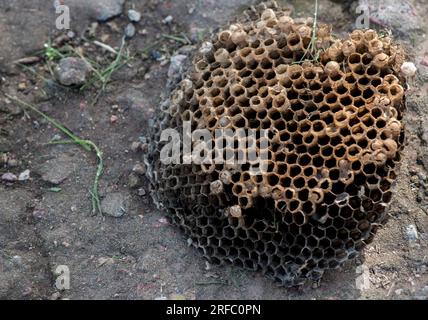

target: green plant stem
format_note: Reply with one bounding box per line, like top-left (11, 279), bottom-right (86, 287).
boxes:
top-left (4, 94), bottom-right (103, 215)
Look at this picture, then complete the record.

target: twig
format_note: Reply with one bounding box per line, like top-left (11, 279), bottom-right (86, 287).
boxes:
top-left (93, 40), bottom-right (118, 54)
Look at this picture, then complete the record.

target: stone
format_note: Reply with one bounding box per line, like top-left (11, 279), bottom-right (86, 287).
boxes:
top-left (125, 23), bottom-right (136, 38)
top-left (1, 172), bottom-right (17, 182)
top-left (405, 224), bottom-right (419, 242)
top-left (38, 154), bottom-right (76, 185)
top-left (128, 9), bottom-right (141, 22)
top-left (54, 57), bottom-right (91, 87)
top-left (89, 0), bottom-right (125, 22)
top-left (128, 172), bottom-right (142, 189)
top-left (18, 169), bottom-right (30, 181)
top-left (168, 54), bottom-right (188, 83)
top-left (101, 192), bottom-right (127, 217)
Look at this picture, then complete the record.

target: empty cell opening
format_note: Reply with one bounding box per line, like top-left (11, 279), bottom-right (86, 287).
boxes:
top-left (363, 88), bottom-right (374, 99)
top-left (250, 39), bottom-right (260, 48)
top-left (312, 155), bottom-right (324, 167)
top-left (358, 77), bottom-right (370, 86)
top-left (289, 200), bottom-right (300, 212)
top-left (334, 145), bottom-right (346, 157)
top-left (298, 154), bottom-right (311, 166)
top-left (288, 33), bottom-right (300, 46)
top-left (260, 58), bottom-right (273, 69)
top-left (321, 146), bottom-right (333, 157)
top-left (335, 84), bottom-right (348, 95)
top-left (313, 92), bottom-right (324, 103)
top-left (367, 128), bottom-right (377, 139)
top-left (361, 53), bottom-right (372, 65)
top-left (269, 50), bottom-right (280, 60)
top-left (326, 93), bottom-right (338, 104)
top-left (376, 118), bottom-right (386, 128)
top-left (293, 177), bottom-right (306, 189)
top-left (367, 65), bottom-right (378, 76)
top-left (289, 165), bottom-right (302, 177)
top-left (390, 85), bottom-right (401, 96)
top-left (322, 84), bottom-right (332, 94)
top-left (349, 53), bottom-right (361, 64)
top-left (239, 69), bottom-right (251, 77)
top-left (303, 134), bottom-right (314, 145)
top-left (312, 121), bottom-right (325, 132)
top-left (267, 174), bottom-right (279, 186)
top-left (345, 74), bottom-right (356, 84)
top-left (354, 64), bottom-right (365, 75)
top-left (298, 189), bottom-right (309, 201)
top-left (325, 158), bottom-right (337, 168)
top-left (318, 135), bottom-right (330, 146)
top-left (362, 115), bottom-right (374, 126)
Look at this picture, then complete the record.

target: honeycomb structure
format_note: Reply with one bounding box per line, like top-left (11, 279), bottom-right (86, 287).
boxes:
top-left (147, 2), bottom-right (406, 286)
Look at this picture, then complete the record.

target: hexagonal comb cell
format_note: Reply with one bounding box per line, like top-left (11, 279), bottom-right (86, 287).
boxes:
top-left (146, 1), bottom-right (406, 287)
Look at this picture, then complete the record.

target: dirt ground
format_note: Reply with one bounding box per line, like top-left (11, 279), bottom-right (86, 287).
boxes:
top-left (0, 0), bottom-right (427, 300)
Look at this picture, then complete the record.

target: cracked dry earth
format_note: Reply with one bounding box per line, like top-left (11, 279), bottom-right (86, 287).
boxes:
top-left (0, 0), bottom-right (428, 300)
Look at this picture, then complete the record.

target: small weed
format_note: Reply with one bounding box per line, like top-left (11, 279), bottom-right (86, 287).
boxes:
top-left (80, 37), bottom-right (131, 104)
top-left (43, 41), bottom-right (68, 61)
top-left (162, 33), bottom-right (191, 45)
top-left (295, 0), bottom-right (321, 64)
top-left (5, 94), bottom-right (104, 215)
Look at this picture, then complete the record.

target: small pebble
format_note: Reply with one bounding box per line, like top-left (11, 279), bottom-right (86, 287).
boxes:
top-left (18, 82), bottom-right (27, 91)
top-left (1, 172), bottom-right (17, 182)
top-left (7, 159), bottom-right (18, 168)
top-left (150, 50), bottom-right (162, 61)
top-left (405, 224), bottom-right (419, 242)
top-left (110, 115), bottom-right (119, 123)
top-left (417, 172), bottom-right (427, 182)
top-left (11, 255), bottom-right (23, 266)
top-left (138, 188), bottom-right (146, 196)
top-left (101, 193), bottom-right (127, 218)
top-left (128, 9), bottom-right (141, 22)
top-left (401, 61), bottom-right (417, 77)
top-left (0, 153), bottom-right (8, 165)
top-left (55, 57), bottom-right (91, 87)
top-left (18, 169), bottom-right (30, 181)
top-left (125, 23), bottom-right (136, 38)
top-left (131, 141), bottom-right (141, 152)
top-left (50, 292), bottom-right (61, 300)
top-left (162, 15), bottom-right (173, 24)
top-left (133, 163), bottom-right (146, 175)
top-left (128, 172), bottom-right (142, 188)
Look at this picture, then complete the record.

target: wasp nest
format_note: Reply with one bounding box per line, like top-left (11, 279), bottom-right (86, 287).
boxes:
top-left (147, 2), bottom-right (406, 286)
